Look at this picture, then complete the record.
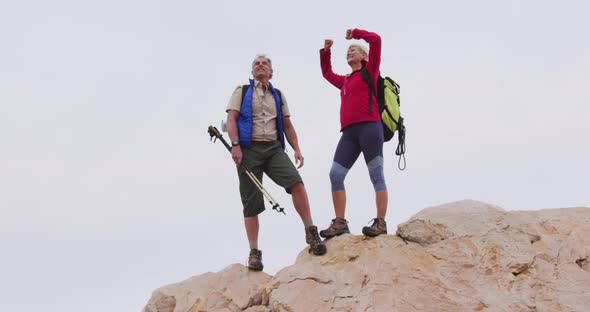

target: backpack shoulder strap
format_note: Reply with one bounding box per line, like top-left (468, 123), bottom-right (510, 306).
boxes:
top-left (240, 84), bottom-right (250, 106)
top-left (360, 67), bottom-right (374, 113)
top-left (275, 88), bottom-right (283, 106)
top-left (376, 75), bottom-right (385, 111)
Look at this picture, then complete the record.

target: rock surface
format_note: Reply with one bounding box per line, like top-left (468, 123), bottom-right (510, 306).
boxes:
top-left (143, 200), bottom-right (590, 311)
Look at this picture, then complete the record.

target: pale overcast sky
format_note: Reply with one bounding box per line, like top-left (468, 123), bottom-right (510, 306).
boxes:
top-left (1, 0), bottom-right (589, 311)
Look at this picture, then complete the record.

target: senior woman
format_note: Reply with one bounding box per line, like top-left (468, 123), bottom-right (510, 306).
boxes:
top-left (319, 28), bottom-right (388, 238)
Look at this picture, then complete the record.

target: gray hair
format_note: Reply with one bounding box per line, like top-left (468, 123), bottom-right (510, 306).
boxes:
top-left (251, 54), bottom-right (273, 70)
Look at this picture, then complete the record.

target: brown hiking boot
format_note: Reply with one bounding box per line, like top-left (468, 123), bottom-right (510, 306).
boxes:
top-left (248, 248), bottom-right (263, 271)
top-left (305, 226), bottom-right (327, 255)
top-left (320, 217), bottom-right (350, 239)
top-left (362, 218), bottom-right (387, 237)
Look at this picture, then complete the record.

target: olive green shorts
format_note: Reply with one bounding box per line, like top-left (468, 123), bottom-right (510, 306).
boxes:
top-left (237, 142), bottom-right (303, 217)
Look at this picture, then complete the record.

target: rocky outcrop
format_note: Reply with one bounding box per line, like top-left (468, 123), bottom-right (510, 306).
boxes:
top-left (143, 200), bottom-right (590, 311)
top-left (143, 264), bottom-right (272, 312)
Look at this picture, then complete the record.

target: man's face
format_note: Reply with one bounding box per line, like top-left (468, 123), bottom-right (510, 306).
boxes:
top-left (252, 58), bottom-right (273, 80)
top-left (347, 46), bottom-right (366, 65)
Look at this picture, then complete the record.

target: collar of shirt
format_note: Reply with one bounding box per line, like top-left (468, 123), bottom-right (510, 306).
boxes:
top-left (254, 79), bottom-right (270, 90)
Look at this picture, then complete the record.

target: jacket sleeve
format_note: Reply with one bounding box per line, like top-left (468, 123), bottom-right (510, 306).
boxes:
top-left (353, 29), bottom-right (381, 79)
top-left (320, 48), bottom-right (345, 89)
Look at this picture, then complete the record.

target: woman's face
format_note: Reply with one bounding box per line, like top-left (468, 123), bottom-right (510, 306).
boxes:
top-left (346, 46), bottom-right (366, 65)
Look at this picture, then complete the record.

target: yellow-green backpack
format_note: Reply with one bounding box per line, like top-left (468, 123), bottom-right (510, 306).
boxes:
top-left (362, 68), bottom-right (406, 170)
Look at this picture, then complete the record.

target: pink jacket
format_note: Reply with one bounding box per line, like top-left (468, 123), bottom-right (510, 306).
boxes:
top-left (320, 29), bottom-right (382, 131)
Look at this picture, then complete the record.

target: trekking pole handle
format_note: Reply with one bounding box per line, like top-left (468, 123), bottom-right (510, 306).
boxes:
top-left (208, 126), bottom-right (232, 152)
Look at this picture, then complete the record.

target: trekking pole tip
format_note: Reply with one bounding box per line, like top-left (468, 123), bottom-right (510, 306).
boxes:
top-left (272, 203), bottom-right (286, 215)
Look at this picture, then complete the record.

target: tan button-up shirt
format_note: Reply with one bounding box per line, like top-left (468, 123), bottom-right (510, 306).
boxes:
top-left (226, 80), bottom-right (291, 142)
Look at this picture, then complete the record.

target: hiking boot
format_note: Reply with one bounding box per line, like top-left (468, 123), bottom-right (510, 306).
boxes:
top-left (320, 217), bottom-right (350, 239)
top-left (362, 218), bottom-right (387, 237)
top-left (305, 226), bottom-right (327, 255)
top-left (248, 249), bottom-right (263, 271)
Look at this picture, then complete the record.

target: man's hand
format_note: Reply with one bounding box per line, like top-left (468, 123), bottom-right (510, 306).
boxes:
top-left (324, 39), bottom-right (333, 50)
top-left (232, 146), bottom-right (243, 166)
top-left (294, 151), bottom-right (304, 169)
top-left (345, 29), bottom-right (353, 40)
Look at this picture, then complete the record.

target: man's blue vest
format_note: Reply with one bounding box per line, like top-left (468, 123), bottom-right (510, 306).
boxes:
top-left (238, 79), bottom-right (285, 148)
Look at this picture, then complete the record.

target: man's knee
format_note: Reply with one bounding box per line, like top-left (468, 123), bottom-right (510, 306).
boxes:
top-left (289, 181), bottom-right (305, 194)
top-left (243, 205), bottom-right (265, 217)
top-left (241, 189), bottom-right (265, 217)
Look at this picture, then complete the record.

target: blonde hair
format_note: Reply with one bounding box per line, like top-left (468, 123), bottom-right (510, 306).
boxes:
top-left (348, 44), bottom-right (369, 61)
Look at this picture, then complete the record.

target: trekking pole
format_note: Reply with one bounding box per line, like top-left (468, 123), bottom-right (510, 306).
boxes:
top-left (207, 125), bottom-right (285, 215)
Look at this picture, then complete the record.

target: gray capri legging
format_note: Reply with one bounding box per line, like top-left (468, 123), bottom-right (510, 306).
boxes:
top-left (329, 121), bottom-right (386, 192)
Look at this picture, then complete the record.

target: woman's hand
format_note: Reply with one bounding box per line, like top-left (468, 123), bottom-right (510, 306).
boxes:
top-left (345, 29), bottom-right (353, 40)
top-left (324, 39), bottom-right (333, 50)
